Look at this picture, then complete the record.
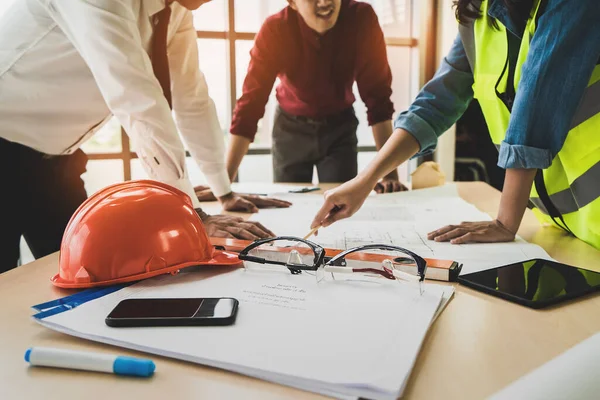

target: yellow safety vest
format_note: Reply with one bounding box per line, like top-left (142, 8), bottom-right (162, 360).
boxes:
top-left (458, 0), bottom-right (600, 249)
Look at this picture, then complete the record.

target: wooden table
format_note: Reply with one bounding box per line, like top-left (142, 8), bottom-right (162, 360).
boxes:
top-left (1, 182), bottom-right (599, 400)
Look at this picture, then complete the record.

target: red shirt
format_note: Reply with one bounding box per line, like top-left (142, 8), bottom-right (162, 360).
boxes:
top-left (230, 0), bottom-right (394, 141)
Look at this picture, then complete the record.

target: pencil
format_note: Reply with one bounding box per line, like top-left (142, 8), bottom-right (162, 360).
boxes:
top-left (303, 226), bottom-right (320, 240)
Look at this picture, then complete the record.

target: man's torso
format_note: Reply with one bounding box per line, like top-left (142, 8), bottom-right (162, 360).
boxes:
top-left (269, 0), bottom-right (366, 118)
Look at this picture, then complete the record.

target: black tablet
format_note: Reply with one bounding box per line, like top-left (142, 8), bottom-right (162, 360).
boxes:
top-left (458, 259), bottom-right (600, 309)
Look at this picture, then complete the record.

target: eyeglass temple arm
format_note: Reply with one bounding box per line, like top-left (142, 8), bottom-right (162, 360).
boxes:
top-left (326, 245), bottom-right (427, 279)
top-left (389, 269), bottom-right (421, 282)
top-left (323, 266), bottom-right (397, 280)
top-left (238, 237), bottom-right (325, 266)
top-left (327, 244), bottom-right (419, 263)
top-left (239, 255), bottom-right (267, 264)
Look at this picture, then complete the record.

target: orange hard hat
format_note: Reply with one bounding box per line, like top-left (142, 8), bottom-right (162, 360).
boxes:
top-left (52, 180), bottom-right (241, 289)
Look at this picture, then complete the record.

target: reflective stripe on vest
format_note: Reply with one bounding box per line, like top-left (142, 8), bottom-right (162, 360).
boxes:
top-left (458, 0), bottom-right (600, 249)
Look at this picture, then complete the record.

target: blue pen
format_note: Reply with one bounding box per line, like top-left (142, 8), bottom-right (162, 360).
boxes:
top-left (25, 347), bottom-right (155, 377)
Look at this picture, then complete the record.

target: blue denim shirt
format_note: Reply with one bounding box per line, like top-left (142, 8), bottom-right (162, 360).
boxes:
top-left (395, 0), bottom-right (600, 169)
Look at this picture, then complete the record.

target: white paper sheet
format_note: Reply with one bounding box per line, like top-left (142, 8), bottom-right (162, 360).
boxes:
top-left (251, 184), bottom-right (552, 274)
top-left (35, 269), bottom-right (454, 400)
top-left (490, 332), bottom-right (600, 400)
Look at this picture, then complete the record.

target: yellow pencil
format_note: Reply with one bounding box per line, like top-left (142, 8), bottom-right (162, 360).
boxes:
top-left (303, 226), bottom-right (320, 240)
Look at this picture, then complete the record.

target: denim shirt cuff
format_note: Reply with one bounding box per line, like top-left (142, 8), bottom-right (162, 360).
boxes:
top-left (497, 141), bottom-right (553, 169)
top-left (394, 112), bottom-right (438, 158)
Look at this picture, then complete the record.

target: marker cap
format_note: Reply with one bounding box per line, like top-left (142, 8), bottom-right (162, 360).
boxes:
top-left (113, 356), bottom-right (156, 377)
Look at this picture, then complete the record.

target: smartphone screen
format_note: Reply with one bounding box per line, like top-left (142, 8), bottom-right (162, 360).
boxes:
top-left (106, 298), bottom-right (238, 327)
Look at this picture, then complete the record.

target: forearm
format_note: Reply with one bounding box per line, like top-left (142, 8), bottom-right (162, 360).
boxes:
top-left (47, 1), bottom-right (203, 206)
top-left (359, 128), bottom-right (420, 186)
top-left (371, 119), bottom-right (393, 150)
top-left (497, 168), bottom-right (537, 233)
top-left (226, 134), bottom-right (251, 181)
top-left (171, 13), bottom-right (232, 199)
top-left (371, 120), bottom-right (398, 179)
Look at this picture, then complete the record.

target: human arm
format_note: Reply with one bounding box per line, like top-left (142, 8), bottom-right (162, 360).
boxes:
top-left (311, 35), bottom-right (474, 227)
top-left (355, 7), bottom-right (402, 193)
top-left (311, 129), bottom-right (420, 228)
top-left (193, 132), bottom-right (291, 211)
top-left (427, 168), bottom-right (536, 243)
top-left (169, 8), bottom-right (232, 200)
top-left (431, 0), bottom-right (600, 244)
top-left (371, 120), bottom-right (405, 192)
top-left (194, 120), bottom-right (291, 211)
top-left (170, 11), bottom-right (289, 212)
top-left (44, 0), bottom-right (201, 206)
top-left (497, 0), bottom-right (600, 171)
top-left (226, 134), bottom-right (251, 181)
top-left (227, 18), bottom-right (280, 179)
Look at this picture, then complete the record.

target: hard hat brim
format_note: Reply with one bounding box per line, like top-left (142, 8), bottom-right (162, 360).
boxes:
top-left (51, 250), bottom-right (241, 289)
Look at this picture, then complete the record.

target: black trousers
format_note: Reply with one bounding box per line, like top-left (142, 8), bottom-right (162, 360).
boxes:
top-left (0, 138), bottom-right (88, 274)
top-left (272, 106), bottom-right (359, 183)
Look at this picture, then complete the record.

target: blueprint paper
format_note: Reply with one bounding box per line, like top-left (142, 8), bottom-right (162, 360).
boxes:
top-left (250, 184), bottom-right (552, 274)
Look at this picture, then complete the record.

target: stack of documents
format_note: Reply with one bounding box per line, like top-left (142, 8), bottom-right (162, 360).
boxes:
top-left (34, 268), bottom-right (454, 399)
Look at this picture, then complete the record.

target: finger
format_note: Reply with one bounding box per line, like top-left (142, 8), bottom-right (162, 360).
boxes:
top-left (311, 198), bottom-right (339, 228)
top-left (221, 216), bottom-right (244, 223)
top-left (225, 225), bottom-right (260, 240)
top-left (374, 183), bottom-right (383, 194)
top-left (266, 199), bottom-right (293, 207)
top-left (391, 181), bottom-right (403, 192)
top-left (254, 196), bottom-right (292, 205)
top-left (252, 197), bottom-right (292, 208)
top-left (195, 190), bottom-right (216, 202)
top-left (193, 185), bottom-right (209, 192)
top-left (434, 228), bottom-right (468, 242)
top-left (246, 221), bottom-right (275, 237)
top-left (427, 225), bottom-right (457, 240)
top-left (321, 206), bottom-right (351, 227)
top-left (246, 202), bottom-right (260, 213)
top-left (235, 199), bottom-right (259, 213)
top-left (212, 229), bottom-right (235, 239)
top-left (383, 182), bottom-right (393, 193)
top-left (240, 222), bottom-right (272, 239)
top-left (450, 232), bottom-right (479, 244)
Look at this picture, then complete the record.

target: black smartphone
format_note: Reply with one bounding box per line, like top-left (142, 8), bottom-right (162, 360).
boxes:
top-left (105, 297), bottom-right (239, 327)
top-left (458, 259), bottom-right (600, 309)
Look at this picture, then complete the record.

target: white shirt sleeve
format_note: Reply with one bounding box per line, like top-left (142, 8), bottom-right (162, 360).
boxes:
top-left (43, 0), bottom-right (202, 208)
top-left (169, 10), bottom-right (232, 198)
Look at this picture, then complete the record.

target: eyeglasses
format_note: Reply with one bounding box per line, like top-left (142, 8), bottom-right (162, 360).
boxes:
top-left (238, 237), bottom-right (427, 293)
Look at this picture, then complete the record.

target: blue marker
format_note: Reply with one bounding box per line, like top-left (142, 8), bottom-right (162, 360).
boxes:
top-left (25, 347), bottom-right (155, 377)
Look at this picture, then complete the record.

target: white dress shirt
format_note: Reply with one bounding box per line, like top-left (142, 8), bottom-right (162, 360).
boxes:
top-left (0, 0), bottom-right (232, 208)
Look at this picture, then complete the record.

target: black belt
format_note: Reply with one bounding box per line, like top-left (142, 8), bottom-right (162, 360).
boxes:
top-left (280, 107), bottom-right (354, 126)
